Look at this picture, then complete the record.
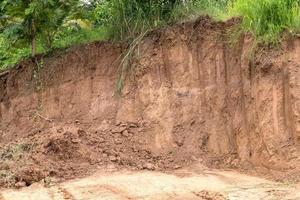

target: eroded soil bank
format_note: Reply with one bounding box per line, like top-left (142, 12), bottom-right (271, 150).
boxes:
top-left (0, 17), bottom-right (300, 187)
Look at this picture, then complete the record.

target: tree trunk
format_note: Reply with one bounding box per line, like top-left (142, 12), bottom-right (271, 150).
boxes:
top-left (31, 36), bottom-right (36, 57)
top-left (31, 19), bottom-right (36, 57)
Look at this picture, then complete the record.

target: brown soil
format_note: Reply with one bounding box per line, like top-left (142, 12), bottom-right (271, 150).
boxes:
top-left (0, 16), bottom-right (300, 188)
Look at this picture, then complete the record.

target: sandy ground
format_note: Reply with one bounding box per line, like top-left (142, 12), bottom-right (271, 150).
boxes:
top-left (1, 165), bottom-right (299, 200)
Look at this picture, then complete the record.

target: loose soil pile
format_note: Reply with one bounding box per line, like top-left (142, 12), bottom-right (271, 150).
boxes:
top-left (0, 16), bottom-right (300, 188)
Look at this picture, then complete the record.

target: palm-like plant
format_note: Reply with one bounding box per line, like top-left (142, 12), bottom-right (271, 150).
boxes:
top-left (0, 0), bottom-right (79, 57)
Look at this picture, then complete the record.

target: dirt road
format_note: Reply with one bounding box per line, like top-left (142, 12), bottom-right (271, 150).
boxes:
top-left (1, 165), bottom-right (299, 200)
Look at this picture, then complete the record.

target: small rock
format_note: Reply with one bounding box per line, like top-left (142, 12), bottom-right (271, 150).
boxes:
top-left (115, 139), bottom-right (122, 145)
top-left (75, 119), bottom-right (80, 124)
top-left (137, 140), bottom-right (144, 144)
top-left (122, 130), bottom-right (129, 137)
top-left (137, 127), bottom-right (144, 132)
top-left (109, 155), bottom-right (117, 162)
top-left (136, 164), bottom-right (143, 170)
top-left (190, 120), bottom-right (196, 126)
top-left (173, 165), bottom-right (182, 169)
top-left (98, 138), bottom-right (105, 143)
top-left (89, 159), bottom-right (97, 165)
top-left (143, 163), bottom-right (155, 170)
top-left (120, 123), bottom-right (127, 127)
top-left (15, 181), bottom-right (26, 189)
top-left (115, 120), bottom-right (121, 126)
top-left (175, 140), bottom-right (184, 147)
top-left (102, 153), bottom-right (108, 158)
top-left (77, 129), bottom-right (86, 137)
top-left (129, 123), bottom-right (138, 128)
top-left (49, 170), bottom-right (57, 177)
top-left (112, 126), bottom-right (127, 134)
top-left (57, 128), bottom-right (64, 133)
top-left (71, 138), bottom-right (81, 143)
top-left (132, 147), bottom-right (139, 152)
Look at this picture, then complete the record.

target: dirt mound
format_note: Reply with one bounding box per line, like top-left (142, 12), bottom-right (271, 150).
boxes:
top-left (0, 121), bottom-right (194, 187)
top-left (0, 16), bottom-right (300, 188)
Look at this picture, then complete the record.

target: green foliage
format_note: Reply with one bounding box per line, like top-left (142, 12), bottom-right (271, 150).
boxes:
top-left (0, 27), bottom-right (108, 70)
top-left (92, 0), bottom-right (231, 41)
top-left (93, 0), bottom-right (181, 41)
top-left (52, 26), bottom-right (109, 49)
top-left (0, 34), bottom-right (31, 70)
top-left (229, 0), bottom-right (300, 44)
top-left (2, 0), bottom-right (300, 71)
top-left (0, 0), bottom-right (103, 70)
top-left (171, 0), bottom-right (230, 22)
top-left (0, 0), bottom-right (80, 56)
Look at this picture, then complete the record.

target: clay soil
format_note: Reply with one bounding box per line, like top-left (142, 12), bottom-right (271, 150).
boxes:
top-left (0, 17), bottom-right (300, 199)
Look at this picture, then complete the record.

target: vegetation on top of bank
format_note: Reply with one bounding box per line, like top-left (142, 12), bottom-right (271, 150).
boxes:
top-left (229, 0), bottom-right (300, 44)
top-left (1, 0), bottom-right (300, 71)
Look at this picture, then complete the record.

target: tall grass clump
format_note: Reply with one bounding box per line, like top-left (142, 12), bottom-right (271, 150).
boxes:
top-left (94, 0), bottom-right (179, 41)
top-left (229, 0), bottom-right (300, 44)
top-left (94, 0), bottom-right (231, 41)
top-left (171, 0), bottom-right (230, 22)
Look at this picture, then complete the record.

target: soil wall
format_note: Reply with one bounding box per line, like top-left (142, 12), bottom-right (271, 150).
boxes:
top-left (0, 17), bottom-right (300, 186)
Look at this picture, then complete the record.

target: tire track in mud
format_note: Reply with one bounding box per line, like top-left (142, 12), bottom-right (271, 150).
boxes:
top-left (47, 184), bottom-right (135, 200)
top-left (97, 185), bottom-right (136, 200)
top-left (47, 185), bottom-right (77, 200)
top-left (58, 186), bottom-right (76, 200)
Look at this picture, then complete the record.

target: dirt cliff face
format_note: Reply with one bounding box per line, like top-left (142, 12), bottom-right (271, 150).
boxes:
top-left (0, 17), bottom-right (299, 187)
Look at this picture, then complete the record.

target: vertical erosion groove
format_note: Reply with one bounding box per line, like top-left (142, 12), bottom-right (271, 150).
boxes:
top-left (222, 39), bottom-right (229, 86)
top-left (282, 64), bottom-right (296, 143)
top-left (161, 33), bottom-right (172, 87)
top-left (272, 84), bottom-right (279, 138)
top-left (221, 36), bottom-right (236, 153)
top-left (238, 34), bottom-right (252, 159)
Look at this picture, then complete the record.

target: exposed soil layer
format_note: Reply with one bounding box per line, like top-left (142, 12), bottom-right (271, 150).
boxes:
top-left (0, 16), bottom-right (300, 187)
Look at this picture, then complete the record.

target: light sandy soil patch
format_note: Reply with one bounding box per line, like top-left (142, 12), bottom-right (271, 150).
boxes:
top-left (1, 165), bottom-right (299, 200)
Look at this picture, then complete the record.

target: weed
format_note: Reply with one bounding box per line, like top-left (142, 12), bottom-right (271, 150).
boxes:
top-left (0, 143), bottom-right (34, 161)
top-left (0, 143), bottom-right (35, 187)
top-left (171, 0), bottom-right (230, 22)
top-left (229, 0), bottom-right (300, 44)
top-left (0, 170), bottom-right (15, 186)
top-left (115, 30), bottom-right (148, 95)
